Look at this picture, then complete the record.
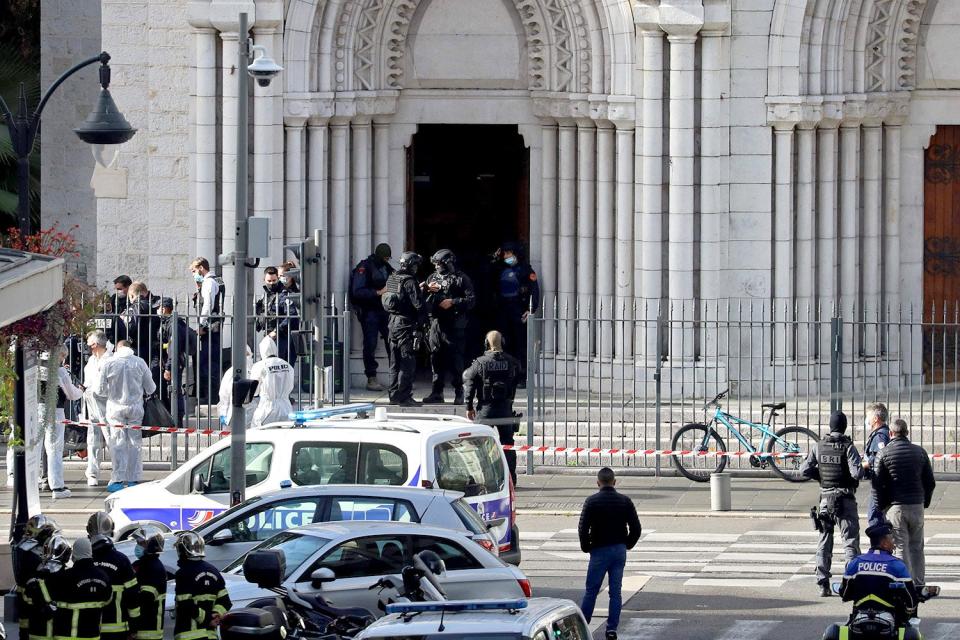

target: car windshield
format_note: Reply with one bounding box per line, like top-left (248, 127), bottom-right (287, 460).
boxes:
top-left (434, 437), bottom-right (504, 496)
top-left (196, 496), bottom-right (264, 533)
top-left (224, 531), bottom-right (331, 580)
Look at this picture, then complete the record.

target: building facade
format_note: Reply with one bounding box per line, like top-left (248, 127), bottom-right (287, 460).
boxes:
top-left (40, 0), bottom-right (960, 385)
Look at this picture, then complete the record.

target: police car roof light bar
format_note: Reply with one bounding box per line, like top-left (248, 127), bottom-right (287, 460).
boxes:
top-left (381, 412), bottom-right (472, 424)
top-left (288, 403), bottom-right (377, 425)
top-left (385, 599), bottom-right (529, 615)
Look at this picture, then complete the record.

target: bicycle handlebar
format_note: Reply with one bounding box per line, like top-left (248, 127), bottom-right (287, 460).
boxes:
top-left (704, 389), bottom-right (729, 410)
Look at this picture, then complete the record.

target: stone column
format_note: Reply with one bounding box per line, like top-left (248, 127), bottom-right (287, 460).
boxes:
top-left (795, 123), bottom-right (817, 356)
top-left (373, 120), bottom-right (391, 246)
top-left (596, 123), bottom-right (615, 358)
top-left (576, 120), bottom-right (597, 359)
top-left (666, 30), bottom-right (700, 359)
top-left (557, 121), bottom-right (577, 356)
top-left (284, 118), bottom-right (307, 246)
top-left (839, 120), bottom-right (861, 316)
top-left (307, 118), bottom-right (329, 237)
top-left (614, 124), bottom-right (635, 359)
top-left (862, 122), bottom-right (883, 353)
top-left (817, 111), bottom-right (841, 307)
top-left (352, 118), bottom-right (373, 267)
top-left (883, 123), bottom-right (902, 313)
top-left (541, 122), bottom-right (558, 355)
top-left (220, 31), bottom-right (240, 291)
top-left (773, 123), bottom-right (795, 358)
top-left (194, 28), bottom-right (218, 261)
top-left (254, 26), bottom-right (283, 264)
top-left (329, 119), bottom-right (351, 303)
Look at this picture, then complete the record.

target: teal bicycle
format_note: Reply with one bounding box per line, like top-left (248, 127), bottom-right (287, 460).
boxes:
top-left (671, 389), bottom-right (820, 483)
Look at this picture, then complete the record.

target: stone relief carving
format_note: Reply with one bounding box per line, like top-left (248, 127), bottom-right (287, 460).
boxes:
top-left (865, 0), bottom-right (893, 92)
top-left (565, 0), bottom-right (591, 93)
top-left (384, 0), bottom-right (422, 88)
top-left (354, 0), bottom-right (384, 90)
top-left (926, 144), bottom-right (960, 184)
top-left (545, 0), bottom-right (574, 91)
top-left (897, 0), bottom-right (928, 90)
top-left (510, 0), bottom-right (548, 90)
top-left (334, 0), bottom-right (362, 90)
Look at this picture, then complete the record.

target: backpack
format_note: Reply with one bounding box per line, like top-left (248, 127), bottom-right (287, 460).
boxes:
top-left (381, 273), bottom-right (413, 314)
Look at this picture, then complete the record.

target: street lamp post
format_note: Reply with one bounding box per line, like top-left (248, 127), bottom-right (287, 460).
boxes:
top-left (228, 12), bottom-right (282, 506)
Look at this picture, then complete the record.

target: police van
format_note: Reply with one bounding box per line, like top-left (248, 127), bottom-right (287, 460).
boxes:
top-left (105, 404), bottom-right (521, 564)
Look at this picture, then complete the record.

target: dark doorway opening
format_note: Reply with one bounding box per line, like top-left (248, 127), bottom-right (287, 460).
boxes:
top-left (408, 124), bottom-right (529, 361)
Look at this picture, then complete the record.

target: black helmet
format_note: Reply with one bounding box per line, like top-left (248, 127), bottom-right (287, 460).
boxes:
top-left (174, 531), bottom-right (205, 560)
top-left (397, 252), bottom-right (422, 275)
top-left (25, 514), bottom-right (60, 545)
top-left (430, 249), bottom-right (456, 273)
top-left (86, 512), bottom-right (115, 549)
top-left (132, 526), bottom-right (166, 556)
top-left (500, 241), bottom-right (522, 256)
top-left (42, 534), bottom-right (72, 566)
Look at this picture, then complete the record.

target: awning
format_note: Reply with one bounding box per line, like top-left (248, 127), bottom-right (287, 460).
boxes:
top-left (0, 248), bottom-right (65, 329)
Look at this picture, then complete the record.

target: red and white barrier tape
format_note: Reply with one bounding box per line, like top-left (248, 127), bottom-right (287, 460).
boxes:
top-left (62, 420), bottom-right (230, 437)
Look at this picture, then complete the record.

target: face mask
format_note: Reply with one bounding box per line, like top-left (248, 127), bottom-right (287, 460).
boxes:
top-left (134, 545), bottom-right (145, 559)
top-left (269, 282), bottom-right (284, 293)
top-left (194, 273), bottom-right (204, 284)
top-left (504, 256), bottom-right (517, 266)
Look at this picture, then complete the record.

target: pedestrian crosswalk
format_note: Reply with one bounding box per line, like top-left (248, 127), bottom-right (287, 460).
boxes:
top-left (522, 529), bottom-right (960, 591)
top-left (595, 618), bottom-right (960, 640)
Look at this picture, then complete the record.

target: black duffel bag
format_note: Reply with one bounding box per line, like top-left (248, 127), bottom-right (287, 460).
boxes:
top-left (141, 395), bottom-right (176, 438)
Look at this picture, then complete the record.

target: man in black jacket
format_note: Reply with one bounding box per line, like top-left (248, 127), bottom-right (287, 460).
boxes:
top-left (350, 244), bottom-right (394, 391)
top-left (578, 467), bottom-right (641, 640)
top-left (875, 419), bottom-right (936, 587)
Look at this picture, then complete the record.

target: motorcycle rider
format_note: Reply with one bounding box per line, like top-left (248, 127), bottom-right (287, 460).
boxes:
top-left (382, 251), bottom-right (426, 407)
top-left (422, 249), bottom-right (476, 405)
top-left (174, 531), bottom-right (232, 640)
top-left (132, 526), bottom-right (168, 640)
top-left (94, 339), bottom-right (157, 491)
top-left (249, 336), bottom-right (294, 429)
top-left (88, 512), bottom-right (141, 640)
top-left (800, 411), bottom-right (864, 597)
top-left (13, 514), bottom-right (59, 637)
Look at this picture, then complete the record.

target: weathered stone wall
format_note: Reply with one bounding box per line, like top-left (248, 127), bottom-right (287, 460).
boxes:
top-left (40, 0), bottom-right (101, 281)
top-left (96, 0), bottom-right (194, 300)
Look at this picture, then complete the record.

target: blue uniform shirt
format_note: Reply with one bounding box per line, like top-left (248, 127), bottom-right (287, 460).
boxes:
top-left (840, 549), bottom-right (917, 614)
top-left (865, 425), bottom-right (890, 466)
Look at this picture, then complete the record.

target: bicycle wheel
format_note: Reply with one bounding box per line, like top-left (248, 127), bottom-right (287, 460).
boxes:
top-left (766, 426), bottom-right (819, 482)
top-left (671, 424), bottom-right (727, 482)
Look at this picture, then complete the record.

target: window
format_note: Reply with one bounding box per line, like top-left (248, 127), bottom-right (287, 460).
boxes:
top-left (225, 532), bottom-right (331, 580)
top-left (359, 444), bottom-right (407, 485)
top-left (305, 535), bottom-right (407, 581)
top-left (328, 498), bottom-right (416, 523)
top-left (450, 499), bottom-right (488, 535)
top-left (434, 436), bottom-right (504, 496)
top-left (192, 443), bottom-right (274, 494)
top-left (411, 536), bottom-right (482, 571)
top-left (291, 442), bottom-right (359, 485)
top-left (552, 614), bottom-right (589, 640)
top-left (215, 498), bottom-right (321, 543)
top-left (532, 631), bottom-right (550, 640)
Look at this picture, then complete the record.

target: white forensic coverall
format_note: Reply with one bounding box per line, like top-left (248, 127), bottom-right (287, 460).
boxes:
top-left (94, 345), bottom-right (156, 484)
top-left (83, 345), bottom-right (113, 483)
top-left (217, 347), bottom-right (257, 427)
top-left (44, 367), bottom-right (84, 491)
top-left (250, 336), bottom-right (295, 429)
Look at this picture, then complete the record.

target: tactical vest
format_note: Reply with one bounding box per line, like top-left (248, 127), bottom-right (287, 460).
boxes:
top-left (210, 275), bottom-right (226, 315)
top-left (382, 273), bottom-right (413, 315)
top-left (818, 433), bottom-right (857, 490)
top-left (480, 353), bottom-right (516, 403)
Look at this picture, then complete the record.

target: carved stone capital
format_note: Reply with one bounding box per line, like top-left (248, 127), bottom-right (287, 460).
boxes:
top-left (842, 94), bottom-right (867, 126)
top-left (209, 1), bottom-right (257, 34)
top-left (659, 0), bottom-right (705, 38)
top-left (702, 0), bottom-right (731, 34)
top-left (284, 93), bottom-right (314, 122)
top-left (607, 95), bottom-right (637, 128)
top-left (820, 97), bottom-right (845, 128)
top-left (766, 96), bottom-right (821, 129)
top-left (885, 91), bottom-right (912, 125)
top-left (634, 1), bottom-right (661, 33)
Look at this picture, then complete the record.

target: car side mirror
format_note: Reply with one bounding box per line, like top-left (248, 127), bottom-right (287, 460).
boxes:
top-left (310, 567), bottom-right (336, 586)
top-left (192, 474), bottom-right (207, 494)
top-left (485, 517), bottom-right (506, 530)
top-left (209, 529), bottom-right (233, 545)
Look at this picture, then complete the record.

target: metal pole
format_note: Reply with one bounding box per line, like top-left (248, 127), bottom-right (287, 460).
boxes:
top-left (831, 316), bottom-right (842, 414)
top-left (228, 12), bottom-right (250, 507)
top-left (525, 302), bottom-right (535, 476)
top-left (170, 309), bottom-right (180, 470)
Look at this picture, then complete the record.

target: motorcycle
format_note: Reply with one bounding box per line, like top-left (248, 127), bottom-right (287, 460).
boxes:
top-left (220, 549), bottom-right (376, 640)
top-left (822, 583), bottom-right (941, 640)
top-left (368, 550), bottom-right (448, 611)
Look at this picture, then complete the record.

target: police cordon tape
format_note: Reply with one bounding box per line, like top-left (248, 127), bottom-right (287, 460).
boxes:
top-left (61, 419), bottom-right (960, 460)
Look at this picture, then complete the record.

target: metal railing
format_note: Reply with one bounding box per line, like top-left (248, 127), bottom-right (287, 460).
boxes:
top-left (524, 298), bottom-right (960, 475)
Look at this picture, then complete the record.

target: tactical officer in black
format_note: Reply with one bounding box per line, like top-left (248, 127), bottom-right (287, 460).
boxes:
top-left (350, 243), bottom-right (394, 392)
top-left (14, 514), bottom-right (59, 637)
top-left (801, 411), bottom-right (864, 597)
top-left (491, 242), bottom-right (540, 381)
top-left (88, 512), bottom-right (141, 640)
top-left (132, 526), bottom-right (168, 640)
top-left (423, 249), bottom-right (476, 405)
top-left (158, 298), bottom-right (196, 426)
top-left (463, 330), bottom-right (522, 484)
top-left (48, 538), bottom-right (112, 640)
top-left (173, 531), bottom-right (232, 640)
top-left (382, 252), bottom-right (426, 407)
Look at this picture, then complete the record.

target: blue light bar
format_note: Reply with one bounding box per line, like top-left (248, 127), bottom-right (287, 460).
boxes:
top-left (289, 403), bottom-right (376, 425)
top-left (386, 599), bottom-right (528, 615)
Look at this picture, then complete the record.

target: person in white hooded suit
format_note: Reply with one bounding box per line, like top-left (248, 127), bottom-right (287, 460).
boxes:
top-left (250, 336), bottom-right (294, 429)
top-left (82, 330), bottom-right (113, 486)
top-left (94, 339), bottom-right (156, 492)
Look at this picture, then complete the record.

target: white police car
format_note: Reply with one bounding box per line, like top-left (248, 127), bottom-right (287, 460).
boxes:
top-left (356, 598), bottom-right (590, 640)
top-left (105, 404), bottom-right (521, 564)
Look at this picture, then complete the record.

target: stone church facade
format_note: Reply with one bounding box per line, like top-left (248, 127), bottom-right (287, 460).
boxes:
top-left (40, 1), bottom-right (960, 379)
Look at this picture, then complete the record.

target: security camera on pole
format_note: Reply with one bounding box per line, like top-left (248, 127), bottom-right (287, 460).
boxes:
top-left (226, 12), bottom-right (282, 507)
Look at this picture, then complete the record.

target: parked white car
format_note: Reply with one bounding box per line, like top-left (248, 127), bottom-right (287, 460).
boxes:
top-left (105, 404), bottom-right (521, 564)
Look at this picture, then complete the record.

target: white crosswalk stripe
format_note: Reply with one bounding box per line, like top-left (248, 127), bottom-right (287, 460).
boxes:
top-left (522, 528), bottom-right (960, 592)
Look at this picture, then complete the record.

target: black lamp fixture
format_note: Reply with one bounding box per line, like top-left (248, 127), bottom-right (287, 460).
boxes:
top-left (74, 54), bottom-right (137, 167)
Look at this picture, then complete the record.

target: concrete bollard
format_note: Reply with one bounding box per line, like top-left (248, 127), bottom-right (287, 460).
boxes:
top-left (711, 472), bottom-right (732, 511)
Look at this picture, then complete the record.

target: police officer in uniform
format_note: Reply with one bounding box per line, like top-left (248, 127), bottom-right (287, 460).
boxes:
top-left (350, 243), bottom-right (394, 391)
top-left (491, 242), bottom-right (540, 381)
top-left (132, 526), bottom-right (168, 640)
top-left (173, 531), bottom-right (232, 640)
top-left (463, 331), bottom-right (522, 484)
top-left (861, 402), bottom-right (891, 528)
top-left (88, 512), bottom-right (141, 640)
top-left (422, 249), bottom-right (476, 405)
top-left (13, 514), bottom-right (59, 638)
top-left (47, 538), bottom-right (112, 640)
top-left (381, 252), bottom-right (425, 407)
top-left (800, 411), bottom-right (864, 597)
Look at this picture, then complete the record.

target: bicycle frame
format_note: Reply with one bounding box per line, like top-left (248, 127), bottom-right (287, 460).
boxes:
top-left (705, 406), bottom-right (789, 454)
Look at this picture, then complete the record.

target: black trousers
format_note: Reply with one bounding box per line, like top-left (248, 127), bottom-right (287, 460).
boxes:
top-left (480, 407), bottom-right (518, 485)
top-left (359, 310), bottom-right (389, 377)
top-left (497, 304), bottom-right (528, 374)
top-left (428, 322), bottom-right (465, 393)
top-left (388, 335), bottom-right (416, 403)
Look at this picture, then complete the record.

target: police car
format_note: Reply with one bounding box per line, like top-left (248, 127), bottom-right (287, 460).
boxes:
top-left (105, 404), bottom-right (521, 564)
top-left (356, 598), bottom-right (590, 640)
